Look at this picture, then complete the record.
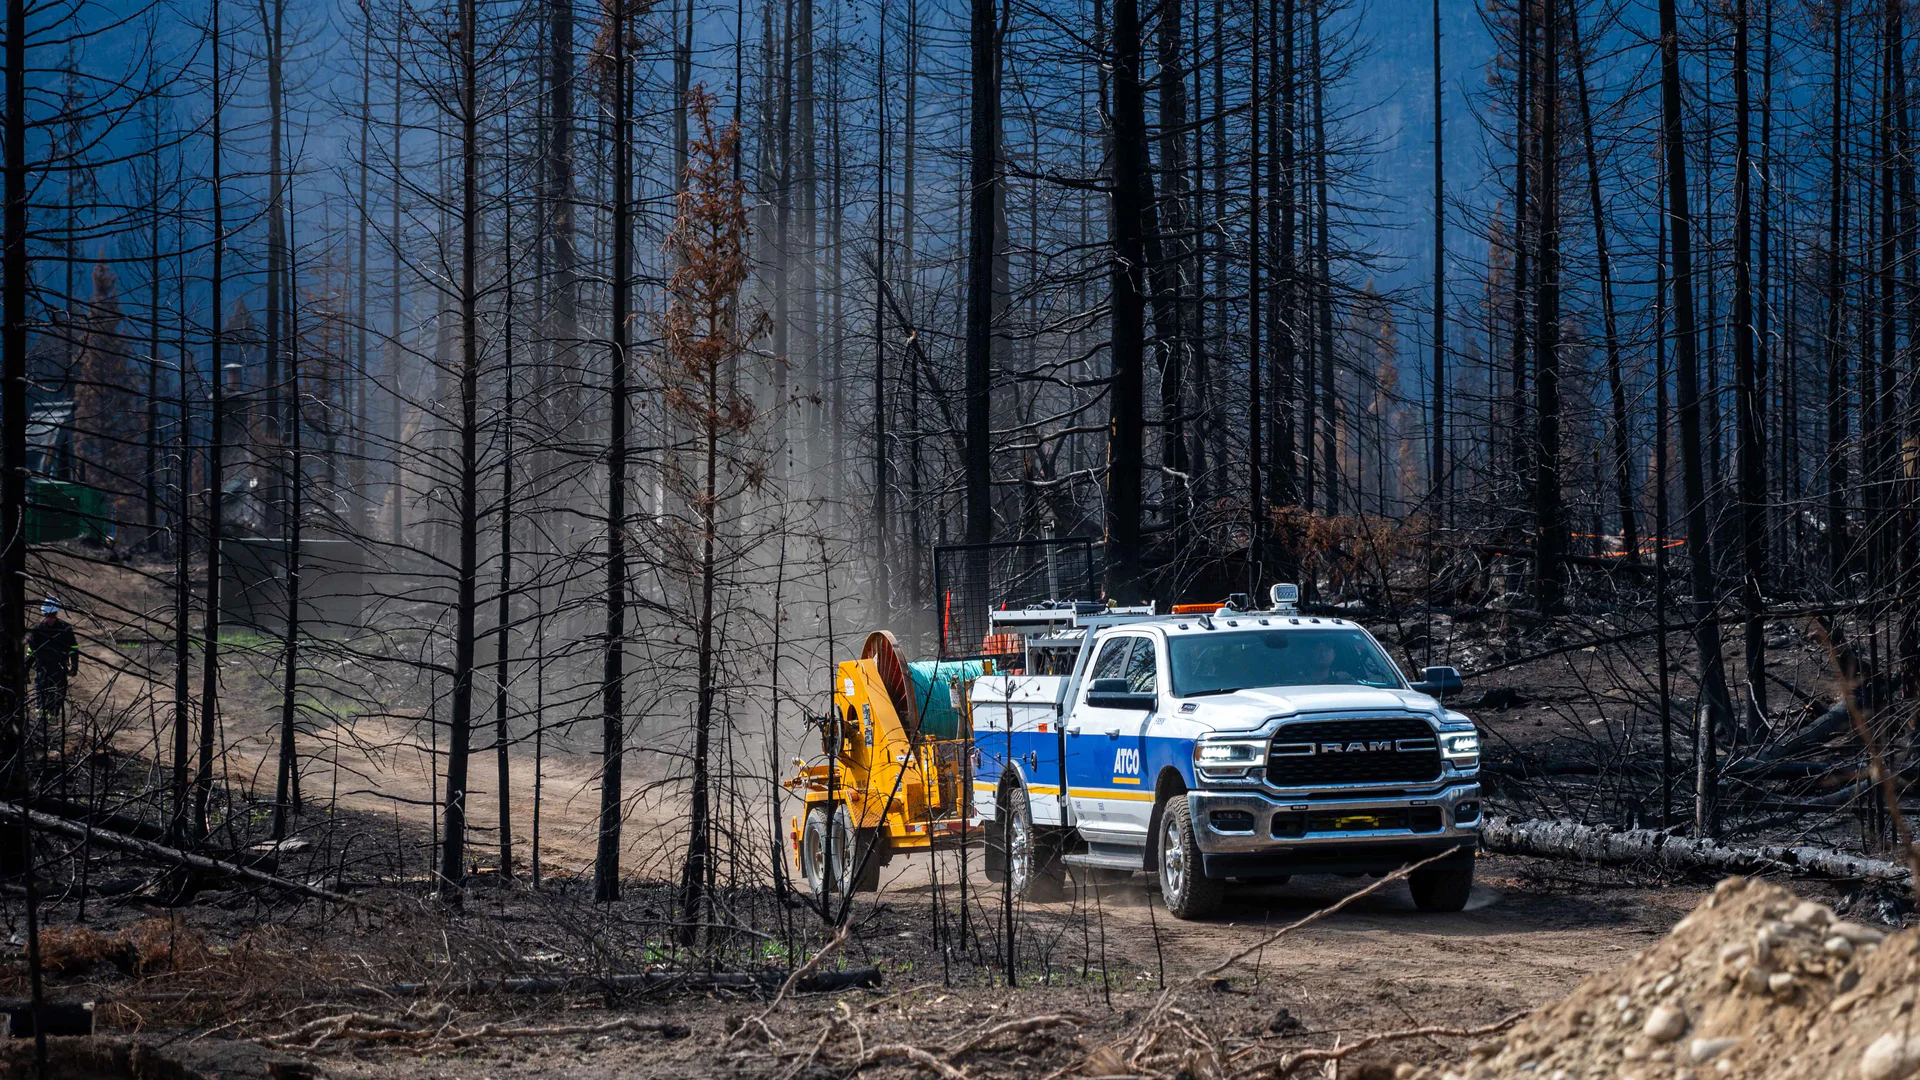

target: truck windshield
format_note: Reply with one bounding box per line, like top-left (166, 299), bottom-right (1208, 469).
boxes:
top-left (1168, 629), bottom-right (1405, 696)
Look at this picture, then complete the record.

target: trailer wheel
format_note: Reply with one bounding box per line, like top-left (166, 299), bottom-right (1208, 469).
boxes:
top-left (1408, 852), bottom-right (1474, 912)
top-left (800, 804), bottom-right (882, 899)
top-left (1158, 797), bottom-right (1224, 919)
top-left (999, 787), bottom-right (1064, 901)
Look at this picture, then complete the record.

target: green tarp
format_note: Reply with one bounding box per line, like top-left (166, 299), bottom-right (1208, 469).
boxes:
top-left (906, 660), bottom-right (990, 740)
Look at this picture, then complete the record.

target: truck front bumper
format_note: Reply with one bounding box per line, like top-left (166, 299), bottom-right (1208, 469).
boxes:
top-left (1186, 783), bottom-right (1480, 879)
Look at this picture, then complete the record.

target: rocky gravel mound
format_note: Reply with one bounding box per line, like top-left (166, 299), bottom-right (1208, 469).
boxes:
top-left (1424, 875), bottom-right (1920, 1080)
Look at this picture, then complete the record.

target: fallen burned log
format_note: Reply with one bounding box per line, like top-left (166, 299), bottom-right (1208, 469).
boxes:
top-left (372, 967), bottom-right (883, 997)
top-left (25, 796), bottom-right (169, 845)
top-left (20, 796), bottom-right (280, 873)
top-left (1480, 815), bottom-right (1913, 884)
top-left (1484, 756), bottom-right (1845, 782)
top-left (0, 1036), bottom-right (320, 1078)
top-left (260, 1002), bottom-right (691, 1051)
top-left (1482, 759), bottom-right (1654, 780)
top-left (0, 800), bottom-right (356, 908)
top-left (118, 966), bottom-right (883, 1002)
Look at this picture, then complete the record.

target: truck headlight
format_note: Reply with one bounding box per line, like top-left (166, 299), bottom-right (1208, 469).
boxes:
top-left (1194, 741), bottom-right (1263, 764)
top-left (1443, 733), bottom-right (1480, 759)
top-left (1194, 739), bottom-right (1265, 784)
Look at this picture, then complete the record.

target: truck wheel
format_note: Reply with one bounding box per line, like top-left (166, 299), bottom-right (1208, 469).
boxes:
top-left (1408, 854), bottom-right (1475, 912)
top-left (801, 804), bottom-right (881, 897)
top-left (1001, 787), bottom-right (1064, 902)
top-left (1158, 797), bottom-right (1224, 919)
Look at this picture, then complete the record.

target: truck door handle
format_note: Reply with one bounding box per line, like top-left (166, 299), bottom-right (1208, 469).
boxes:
top-left (1106, 730), bottom-right (1120, 739)
top-left (1066, 726), bottom-right (1082, 736)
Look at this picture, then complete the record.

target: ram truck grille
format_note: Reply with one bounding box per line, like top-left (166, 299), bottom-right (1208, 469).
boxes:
top-left (1265, 716), bottom-right (1443, 786)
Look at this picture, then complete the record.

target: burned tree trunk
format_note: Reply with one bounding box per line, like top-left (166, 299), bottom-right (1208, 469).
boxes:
top-left (194, 1), bottom-right (228, 844)
top-left (1532, 0), bottom-right (1566, 613)
top-left (1507, 0), bottom-right (1531, 510)
top-left (1659, 0), bottom-right (1735, 835)
top-left (1157, 0), bottom-right (1197, 568)
top-left (259, 0), bottom-right (287, 537)
top-left (1312, 11), bottom-right (1335, 516)
top-left (1106, 0), bottom-right (1150, 603)
top-left (595, 0), bottom-right (633, 905)
top-left (546, 0), bottom-right (579, 425)
top-left (663, 96), bottom-right (755, 946)
top-left (963, 0), bottom-right (999, 553)
top-left (271, 188), bottom-right (303, 842)
top-left (495, 179), bottom-right (517, 879)
top-left (1429, 0), bottom-right (1445, 516)
top-left (1734, 0), bottom-right (1767, 723)
top-left (1826, 0), bottom-right (1850, 585)
top-left (1245, 0), bottom-right (1264, 592)
top-left (1568, 3), bottom-right (1637, 566)
top-left (1482, 817), bottom-right (1911, 885)
top-left (437, 0), bottom-right (483, 899)
top-left (0, 0), bottom-right (28, 872)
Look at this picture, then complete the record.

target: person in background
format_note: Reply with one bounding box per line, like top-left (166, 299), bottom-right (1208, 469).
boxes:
top-left (27, 599), bottom-right (79, 719)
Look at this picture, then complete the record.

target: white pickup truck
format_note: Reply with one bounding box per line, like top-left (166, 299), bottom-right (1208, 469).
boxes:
top-left (971, 586), bottom-right (1481, 918)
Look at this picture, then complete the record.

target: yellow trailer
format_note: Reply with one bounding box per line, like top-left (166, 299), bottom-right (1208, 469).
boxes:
top-left (786, 631), bottom-right (986, 895)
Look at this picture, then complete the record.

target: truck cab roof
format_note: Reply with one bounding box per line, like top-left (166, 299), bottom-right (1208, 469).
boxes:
top-left (981, 603), bottom-right (1466, 714)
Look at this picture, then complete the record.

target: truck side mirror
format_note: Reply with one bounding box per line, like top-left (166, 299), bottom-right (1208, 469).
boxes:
top-left (1087, 677), bottom-right (1156, 710)
top-left (1410, 666), bottom-right (1463, 698)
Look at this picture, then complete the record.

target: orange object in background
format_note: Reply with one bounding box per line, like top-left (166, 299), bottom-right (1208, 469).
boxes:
top-left (981, 632), bottom-right (1023, 655)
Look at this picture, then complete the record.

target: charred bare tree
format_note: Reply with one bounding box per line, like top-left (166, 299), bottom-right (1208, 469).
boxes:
top-left (1566, 0), bottom-right (1637, 566)
top-left (436, 0), bottom-right (483, 900)
top-left (963, 0), bottom-right (999, 557)
top-left (271, 174), bottom-right (304, 843)
top-left (1733, 0), bottom-right (1767, 724)
top-left (1429, 0), bottom-right (1445, 517)
top-left (194, 0), bottom-right (228, 844)
top-left (1659, 0), bottom-right (1735, 835)
top-left (593, 0), bottom-right (635, 905)
top-left (0, 0), bottom-right (28, 874)
top-left (665, 94), bottom-right (761, 945)
top-left (1531, 0), bottom-right (1565, 614)
top-left (1826, 0), bottom-right (1850, 585)
top-left (257, 0), bottom-right (288, 539)
top-left (1106, 0), bottom-right (1150, 603)
top-left (1157, 0), bottom-right (1197, 567)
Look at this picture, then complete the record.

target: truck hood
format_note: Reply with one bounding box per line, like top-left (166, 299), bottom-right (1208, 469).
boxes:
top-left (1177, 685), bottom-right (1445, 732)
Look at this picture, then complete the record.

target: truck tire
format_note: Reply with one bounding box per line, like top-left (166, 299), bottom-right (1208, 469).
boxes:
top-left (1000, 787), bottom-right (1064, 901)
top-left (1158, 797), bottom-right (1224, 919)
top-left (800, 804), bottom-right (882, 897)
top-left (1408, 854), bottom-right (1474, 912)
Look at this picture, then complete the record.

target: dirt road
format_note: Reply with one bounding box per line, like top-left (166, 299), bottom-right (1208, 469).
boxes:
top-left (868, 853), bottom-right (1698, 1024)
top-left (292, 855), bottom-right (1704, 1079)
